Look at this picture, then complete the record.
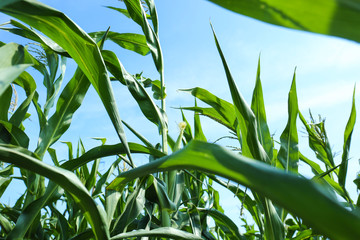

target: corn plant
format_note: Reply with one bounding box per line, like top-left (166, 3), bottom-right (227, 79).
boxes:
top-left (0, 0), bottom-right (360, 240)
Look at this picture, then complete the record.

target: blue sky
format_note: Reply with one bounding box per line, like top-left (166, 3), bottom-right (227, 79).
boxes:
top-left (1, 0), bottom-right (360, 228)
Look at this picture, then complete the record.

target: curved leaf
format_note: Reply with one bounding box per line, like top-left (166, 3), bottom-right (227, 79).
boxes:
top-left (111, 227), bottom-right (202, 240)
top-left (89, 31), bottom-right (149, 56)
top-left (61, 142), bottom-right (165, 171)
top-left (102, 50), bottom-right (167, 131)
top-left (250, 58), bottom-right (273, 161)
top-left (207, 0), bottom-right (360, 43)
top-left (277, 73), bottom-right (299, 172)
top-left (339, 86), bottom-right (356, 188)
top-left (0, 0), bottom-right (133, 162)
top-left (0, 144), bottom-right (110, 240)
top-left (181, 87), bottom-right (237, 131)
top-left (108, 140), bottom-right (360, 240)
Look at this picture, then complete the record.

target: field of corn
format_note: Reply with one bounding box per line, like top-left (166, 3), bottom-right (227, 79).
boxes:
top-left (0, 0), bottom-right (360, 239)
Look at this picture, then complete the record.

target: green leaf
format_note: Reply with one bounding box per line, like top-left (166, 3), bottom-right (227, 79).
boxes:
top-left (0, 43), bottom-right (33, 96)
top-left (250, 57), bottom-right (273, 161)
top-left (89, 31), bottom-right (149, 56)
top-left (102, 50), bottom-right (167, 131)
top-left (106, 6), bottom-right (132, 19)
top-left (0, 176), bottom-right (12, 198)
top-left (194, 99), bottom-right (206, 141)
top-left (61, 142), bottom-right (165, 171)
top-left (35, 67), bottom-right (90, 157)
top-left (0, 120), bottom-right (29, 148)
top-left (299, 153), bottom-right (347, 200)
top-left (206, 0), bottom-right (360, 43)
top-left (181, 87), bottom-right (237, 132)
top-left (211, 24), bottom-right (268, 163)
top-left (123, 0), bottom-right (163, 73)
top-left (201, 208), bottom-right (245, 240)
top-left (10, 72), bottom-right (37, 128)
top-left (108, 140), bottom-right (360, 240)
top-left (277, 73), bottom-right (299, 172)
top-left (339, 86), bottom-right (356, 188)
top-left (0, 19), bottom-right (69, 56)
top-left (0, 0), bottom-right (133, 163)
top-left (111, 227), bottom-right (203, 240)
top-left (111, 177), bottom-right (147, 235)
top-left (0, 144), bottom-right (110, 240)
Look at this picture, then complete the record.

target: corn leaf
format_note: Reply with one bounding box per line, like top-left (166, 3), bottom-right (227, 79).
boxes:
top-left (89, 31), bottom-right (149, 56)
top-left (207, 0), bottom-right (360, 43)
top-left (251, 58), bottom-right (273, 161)
top-left (181, 87), bottom-right (237, 132)
top-left (102, 50), bottom-right (167, 131)
top-left (35, 67), bottom-right (90, 157)
top-left (0, 0), bottom-right (132, 162)
top-left (277, 73), bottom-right (299, 172)
top-left (0, 144), bottom-right (110, 240)
top-left (61, 142), bottom-right (165, 171)
top-left (111, 227), bottom-right (203, 240)
top-left (211, 24), bottom-right (268, 163)
top-left (339, 86), bottom-right (356, 188)
top-left (0, 43), bottom-right (33, 96)
top-left (108, 140), bottom-right (360, 239)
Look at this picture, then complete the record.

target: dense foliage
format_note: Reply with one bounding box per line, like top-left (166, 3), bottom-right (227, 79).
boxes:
top-left (0, 0), bottom-right (360, 239)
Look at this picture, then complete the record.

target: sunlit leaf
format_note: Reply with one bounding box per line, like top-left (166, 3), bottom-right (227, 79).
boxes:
top-left (108, 140), bottom-right (360, 239)
top-left (207, 0), bottom-right (360, 43)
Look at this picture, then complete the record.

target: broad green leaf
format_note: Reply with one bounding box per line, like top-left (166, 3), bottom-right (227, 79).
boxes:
top-left (277, 73), bottom-right (299, 172)
top-left (144, 0), bottom-right (159, 34)
top-left (299, 153), bottom-right (348, 200)
top-left (0, 87), bottom-right (12, 122)
top-left (0, 176), bottom-right (12, 198)
top-left (10, 72), bottom-right (37, 128)
top-left (339, 86), bottom-right (356, 188)
top-left (0, 0), bottom-right (133, 162)
top-left (0, 19), bottom-right (69, 56)
top-left (194, 99), bottom-right (206, 141)
top-left (102, 50), bottom-right (167, 131)
top-left (93, 158), bottom-right (122, 197)
top-left (0, 213), bottom-right (12, 233)
top-left (89, 31), bottom-right (149, 56)
top-left (181, 87), bottom-right (237, 131)
top-left (211, 24), bottom-right (268, 163)
top-left (123, 0), bottom-right (163, 73)
top-left (0, 144), bottom-right (110, 240)
top-left (201, 208), bottom-right (245, 240)
top-left (43, 55), bottom-right (66, 118)
top-left (206, 0), bottom-right (360, 43)
top-left (61, 142), bottom-right (165, 171)
top-left (0, 43), bottom-right (33, 96)
top-left (188, 205), bottom-right (202, 237)
top-left (209, 175), bottom-right (263, 232)
top-left (111, 177), bottom-right (147, 235)
top-left (212, 25), bottom-right (283, 238)
top-left (35, 67), bottom-right (90, 157)
top-left (145, 176), bottom-right (176, 212)
top-left (111, 227), bottom-right (203, 240)
top-left (250, 58), bottom-right (273, 161)
top-left (108, 140), bottom-right (360, 239)
top-left (0, 120), bottom-right (29, 148)
top-left (0, 64), bottom-right (32, 96)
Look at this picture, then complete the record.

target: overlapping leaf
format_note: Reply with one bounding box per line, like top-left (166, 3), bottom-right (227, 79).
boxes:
top-left (108, 140), bottom-right (360, 239)
top-left (0, 144), bottom-right (110, 240)
top-left (207, 0), bottom-right (360, 43)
